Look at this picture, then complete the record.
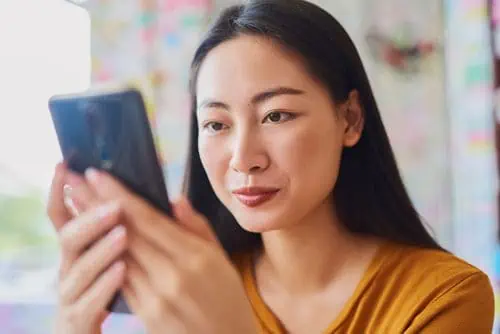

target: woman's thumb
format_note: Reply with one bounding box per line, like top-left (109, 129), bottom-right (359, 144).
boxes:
top-left (172, 197), bottom-right (218, 243)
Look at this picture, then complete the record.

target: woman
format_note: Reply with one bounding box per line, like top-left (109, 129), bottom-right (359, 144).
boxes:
top-left (47, 0), bottom-right (495, 333)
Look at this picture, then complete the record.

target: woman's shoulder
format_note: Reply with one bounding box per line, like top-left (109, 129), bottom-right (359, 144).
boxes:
top-left (370, 241), bottom-right (495, 332)
top-left (380, 241), bottom-right (488, 283)
top-left (375, 241), bottom-right (494, 314)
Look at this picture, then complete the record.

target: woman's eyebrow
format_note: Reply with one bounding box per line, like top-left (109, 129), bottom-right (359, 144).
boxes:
top-left (251, 86), bottom-right (305, 105)
top-left (198, 86), bottom-right (305, 112)
top-left (198, 100), bottom-right (230, 111)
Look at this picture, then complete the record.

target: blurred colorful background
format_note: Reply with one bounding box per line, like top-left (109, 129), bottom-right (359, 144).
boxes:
top-left (0, 0), bottom-right (499, 332)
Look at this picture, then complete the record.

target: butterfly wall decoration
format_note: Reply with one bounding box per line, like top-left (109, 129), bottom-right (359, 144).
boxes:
top-left (365, 27), bottom-right (439, 75)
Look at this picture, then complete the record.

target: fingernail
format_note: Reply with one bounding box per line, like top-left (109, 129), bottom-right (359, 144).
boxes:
top-left (173, 197), bottom-right (187, 218)
top-left (85, 168), bottom-right (100, 184)
top-left (96, 201), bottom-right (120, 220)
top-left (55, 161), bottom-right (64, 171)
top-left (111, 260), bottom-right (125, 273)
top-left (63, 191), bottom-right (80, 217)
top-left (63, 184), bottom-right (72, 198)
top-left (177, 196), bottom-right (188, 208)
top-left (109, 225), bottom-right (126, 240)
top-left (66, 173), bottom-right (83, 186)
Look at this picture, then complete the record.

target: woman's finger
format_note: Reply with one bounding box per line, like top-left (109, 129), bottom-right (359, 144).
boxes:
top-left (123, 256), bottom-right (151, 307)
top-left (172, 197), bottom-right (218, 243)
top-left (122, 282), bottom-right (139, 317)
top-left (127, 233), bottom-right (179, 296)
top-left (127, 216), bottom-right (198, 260)
top-left (86, 169), bottom-right (201, 257)
top-left (63, 185), bottom-right (80, 217)
top-left (85, 168), bottom-right (157, 223)
top-left (59, 225), bottom-right (127, 304)
top-left (123, 257), bottom-right (182, 330)
top-left (58, 202), bottom-right (121, 278)
top-left (47, 162), bottom-right (72, 231)
top-left (65, 171), bottom-right (100, 214)
top-left (127, 233), bottom-right (202, 318)
top-left (74, 260), bottom-right (126, 319)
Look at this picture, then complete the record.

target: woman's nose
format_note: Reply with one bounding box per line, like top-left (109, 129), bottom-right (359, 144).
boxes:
top-left (229, 132), bottom-right (269, 174)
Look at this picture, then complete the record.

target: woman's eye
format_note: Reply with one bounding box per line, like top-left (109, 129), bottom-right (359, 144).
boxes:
top-left (202, 121), bottom-right (228, 133)
top-left (263, 111), bottom-right (294, 124)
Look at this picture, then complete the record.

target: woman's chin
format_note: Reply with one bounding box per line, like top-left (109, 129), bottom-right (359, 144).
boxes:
top-left (227, 200), bottom-right (299, 233)
top-left (234, 214), bottom-right (288, 233)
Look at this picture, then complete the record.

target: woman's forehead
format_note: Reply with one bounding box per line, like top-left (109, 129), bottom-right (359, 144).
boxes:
top-left (195, 35), bottom-right (318, 100)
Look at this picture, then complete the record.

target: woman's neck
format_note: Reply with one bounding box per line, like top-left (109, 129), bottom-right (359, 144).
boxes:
top-left (256, 198), bottom-right (380, 295)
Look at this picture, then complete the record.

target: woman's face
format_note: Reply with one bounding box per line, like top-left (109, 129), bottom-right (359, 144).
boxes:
top-left (196, 35), bottom-right (354, 233)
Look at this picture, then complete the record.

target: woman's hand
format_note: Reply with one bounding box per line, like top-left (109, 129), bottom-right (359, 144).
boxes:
top-left (47, 164), bottom-right (127, 334)
top-left (72, 168), bottom-right (257, 334)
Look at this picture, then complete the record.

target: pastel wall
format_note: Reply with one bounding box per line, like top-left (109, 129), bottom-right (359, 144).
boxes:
top-left (444, 0), bottom-right (497, 279)
top-left (316, 0), bottom-right (452, 249)
top-left (78, 0), bottom-right (213, 197)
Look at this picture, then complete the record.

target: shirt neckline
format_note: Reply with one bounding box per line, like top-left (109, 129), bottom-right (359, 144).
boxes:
top-left (241, 240), bottom-right (394, 333)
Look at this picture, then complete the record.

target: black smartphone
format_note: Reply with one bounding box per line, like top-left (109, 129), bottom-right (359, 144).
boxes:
top-left (49, 85), bottom-right (173, 314)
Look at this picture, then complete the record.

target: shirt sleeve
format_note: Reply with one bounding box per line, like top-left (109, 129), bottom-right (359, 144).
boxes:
top-left (405, 272), bottom-right (495, 334)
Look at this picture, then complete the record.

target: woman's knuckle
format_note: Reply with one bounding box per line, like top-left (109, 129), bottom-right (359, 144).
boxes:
top-left (190, 252), bottom-right (212, 273)
top-left (58, 235), bottom-right (71, 252)
top-left (169, 272), bottom-right (187, 297)
top-left (58, 280), bottom-right (71, 303)
top-left (189, 254), bottom-right (203, 271)
top-left (58, 229), bottom-right (74, 253)
top-left (58, 220), bottom-right (83, 251)
top-left (46, 206), bottom-right (55, 220)
top-left (63, 305), bottom-right (83, 326)
top-left (144, 297), bottom-right (166, 323)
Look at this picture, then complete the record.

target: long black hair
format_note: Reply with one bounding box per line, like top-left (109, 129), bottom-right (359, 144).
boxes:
top-left (183, 0), bottom-right (443, 254)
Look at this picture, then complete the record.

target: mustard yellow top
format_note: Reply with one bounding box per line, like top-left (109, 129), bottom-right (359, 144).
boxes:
top-left (233, 241), bottom-right (495, 333)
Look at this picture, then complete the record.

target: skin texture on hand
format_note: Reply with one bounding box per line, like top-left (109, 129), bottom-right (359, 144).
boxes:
top-left (47, 163), bottom-right (127, 334)
top-left (48, 164), bottom-right (257, 334)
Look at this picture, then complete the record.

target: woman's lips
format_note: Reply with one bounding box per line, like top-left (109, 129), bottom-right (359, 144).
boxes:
top-left (232, 187), bottom-right (280, 208)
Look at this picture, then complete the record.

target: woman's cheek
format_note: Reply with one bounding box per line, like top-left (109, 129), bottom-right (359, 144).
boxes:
top-left (272, 124), bottom-right (341, 184)
top-left (199, 137), bottom-right (230, 193)
top-left (271, 126), bottom-right (322, 169)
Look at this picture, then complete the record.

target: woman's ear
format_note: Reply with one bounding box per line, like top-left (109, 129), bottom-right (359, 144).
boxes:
top-left (342, 90), bottom-right (364, 147)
